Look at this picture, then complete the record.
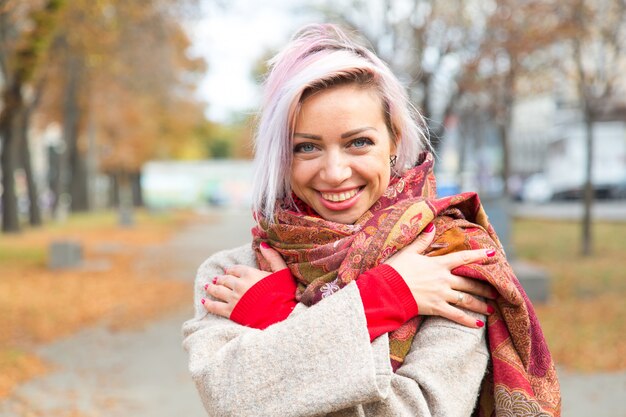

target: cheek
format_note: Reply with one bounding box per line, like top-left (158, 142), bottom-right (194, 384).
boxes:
top-left (363, 159), bottom-right (391, 193)
top-left (289, 163), bottom-right (310, 194)
top-left (377, 158), bottom-right (393, 187)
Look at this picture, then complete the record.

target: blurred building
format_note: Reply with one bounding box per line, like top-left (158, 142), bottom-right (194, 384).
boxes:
top-left (510, 96), bottom-right (626, 201)
top-left (141, 160), bottom-right (254, 209)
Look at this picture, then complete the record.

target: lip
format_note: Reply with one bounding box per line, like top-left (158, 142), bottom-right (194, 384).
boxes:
top-left (317, 187), bottom-right (364, 211)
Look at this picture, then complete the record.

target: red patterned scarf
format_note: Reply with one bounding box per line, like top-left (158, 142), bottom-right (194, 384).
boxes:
top-left (252, 153), bottom-right (561, 416)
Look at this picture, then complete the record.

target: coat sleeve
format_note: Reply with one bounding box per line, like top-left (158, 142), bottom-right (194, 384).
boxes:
top-left (182, 245), bottom-right (489, 417)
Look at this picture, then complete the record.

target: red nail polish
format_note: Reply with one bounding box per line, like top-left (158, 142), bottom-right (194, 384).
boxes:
top-left (424, 222), bottom-right (435, 233)
top-left (486, 249), bottom-right (496, 257)
top-left (476, 320), bottom-right (484, 328)
top-left (212, 277), bottom-right (218, 284)
top-left (487, 305), bottom-right (495, 314)
top-left (260, 241), bottom-right (270, 249)
top-left (204, 283), bottom-right (208, 290)
top-left (201, 298), bottom-right (206, 305)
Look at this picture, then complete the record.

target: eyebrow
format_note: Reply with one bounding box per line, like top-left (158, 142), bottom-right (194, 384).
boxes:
top-left (293, 127), bottom-right (377, 140)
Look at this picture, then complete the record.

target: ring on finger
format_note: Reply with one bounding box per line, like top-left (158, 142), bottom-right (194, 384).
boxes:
top-left (453, 291), bottom-right (465, 305)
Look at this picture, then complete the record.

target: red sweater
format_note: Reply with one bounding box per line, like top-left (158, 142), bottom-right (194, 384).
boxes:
top-left (230, 264), bottom-right (418, 341)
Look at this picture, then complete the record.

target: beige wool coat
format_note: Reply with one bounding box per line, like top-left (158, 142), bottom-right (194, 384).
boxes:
top-left (182, 244), bottom-right (489, 417)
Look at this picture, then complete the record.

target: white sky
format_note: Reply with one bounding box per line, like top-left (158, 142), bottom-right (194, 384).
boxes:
top-left (189, 0), bottom-right (322, 122)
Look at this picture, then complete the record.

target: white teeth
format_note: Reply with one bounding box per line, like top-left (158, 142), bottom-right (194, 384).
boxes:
top-left (321, 188), bottom-right (358, 202)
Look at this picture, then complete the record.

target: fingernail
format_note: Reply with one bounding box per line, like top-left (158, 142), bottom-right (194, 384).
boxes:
top-left (204, 283), bottom-right (208, 290)
top-left (260, 241), bottom-right (270, 249)
top-left (201, 298), bottom-right (206, 305)
top-left (476, 320), bottom-right (485, 328)
top-left (212, 277), bottom-right (218, 284)
top-left (486, 249), bottom-right (496, 257)
top-left (424, 222), bottom-right (435, 233)
top-left (487, 305), bottom-right (495, 314)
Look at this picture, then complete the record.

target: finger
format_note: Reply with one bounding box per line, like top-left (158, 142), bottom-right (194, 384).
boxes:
top-left (206, 283), bottom-right (232, 302)
top-left (259, 242), bottom-right (288, 272)
top-left (450, 290), bottom-right (493, 316)
top-left (406, 222), bottom-right (436, 254)
top-left (437, 248), bottom-right (496, 269)
top-left (201, 298), bottom-right (232, 318)
top-left (438, 304), bottom-right (486, 329)
top-left (453, 276), bottom-right (497, 300)
top-left (213, 275), bottom-right (237, 291)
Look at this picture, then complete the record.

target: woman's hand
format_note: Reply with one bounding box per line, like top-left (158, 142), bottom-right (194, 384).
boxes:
top-left (202, 242), bottom-right (287, 318)
top-left (384, 224), bottom-right (497, 328)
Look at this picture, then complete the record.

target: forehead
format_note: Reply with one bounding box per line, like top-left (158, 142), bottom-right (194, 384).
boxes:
top-left (295, 84), bottom-right (384, 129)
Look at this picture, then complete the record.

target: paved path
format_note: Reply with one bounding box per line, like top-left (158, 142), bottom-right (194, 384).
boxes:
top-left (0, 209), bottom-right (254, 417)
top-left (1, 209), bottom-right (624, 416)
top-left (512, 200), bottom-right (626, 221)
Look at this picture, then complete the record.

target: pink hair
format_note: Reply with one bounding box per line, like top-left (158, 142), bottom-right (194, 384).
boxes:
top-left (252, 23), bottom-right (429, 220)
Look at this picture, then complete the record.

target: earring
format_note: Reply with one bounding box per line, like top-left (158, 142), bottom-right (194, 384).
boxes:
top-left (390, 155), bottom-right (397, 167)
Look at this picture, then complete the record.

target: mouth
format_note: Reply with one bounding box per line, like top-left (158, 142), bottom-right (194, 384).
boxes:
top-left (320, 188), bottom-right (360, 202)
top-left (317, 187), bottom-right (364, 211)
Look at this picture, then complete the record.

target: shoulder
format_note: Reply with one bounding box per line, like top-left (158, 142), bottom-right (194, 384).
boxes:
top-left (197, 244), bottom-right (257, 279)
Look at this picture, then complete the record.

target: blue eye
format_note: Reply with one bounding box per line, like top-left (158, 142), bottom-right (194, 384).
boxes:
top-left (294, 143), bottom-right (316, 153)
top-left (351, 138), bottom-right (373, 148)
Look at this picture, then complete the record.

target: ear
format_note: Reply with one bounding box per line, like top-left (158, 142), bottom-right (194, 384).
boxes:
top-left (390, 129), bottom-right (399, 154)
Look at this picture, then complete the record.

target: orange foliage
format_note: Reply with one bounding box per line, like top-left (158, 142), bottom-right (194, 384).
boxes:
top-left (34, 0), bottom-right (208, 172)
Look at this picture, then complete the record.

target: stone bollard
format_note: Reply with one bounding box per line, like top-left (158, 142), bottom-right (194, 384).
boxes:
top-left (49, 240), bottom-right (83, 269)
top-left (482, 196), bottom-right (551, 304)
top-left (510, 261), bottom-right (550, 304)
top-left (481, 196), bottom-right (514, 258)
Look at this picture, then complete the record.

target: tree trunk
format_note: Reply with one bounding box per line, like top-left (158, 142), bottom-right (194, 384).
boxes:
top-left (117, 171), bottom-right (134, 227)
top-left (131, 171), bottom-right (144, 207)
top-left (0, 81), bottom-right (23, 233)
top-left (109, 172), bottom-right (119, 208)
top-left (581, 110), bottom-right (594, 256)
top-left (1, 131), bottom-right (21, 233)
top-left (20, 79), bottom-right (46, 227)
top-left (19, 111), bottom-right (42, 226)
top-left (62, 54), bottom-right (89, 212)
top-left (573, 27), bottom-right (594, 256)
top-left (498, 121), bottom-right (512, 197)
top-left (1, 0), bottom-right (66, 227)
top-left (69, 148), bottom-right (89, 211)
top-left (498, 65), bottom-right (516, 198)
top-left (49, 142), bottom-right (63, 214)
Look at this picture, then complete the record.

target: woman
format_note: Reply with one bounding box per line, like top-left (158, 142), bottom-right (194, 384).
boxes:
top-left (183, 24), bottom-right (560, 416)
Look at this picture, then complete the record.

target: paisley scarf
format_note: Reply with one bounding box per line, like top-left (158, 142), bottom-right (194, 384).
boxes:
top-left (252, 152), bottom-right (561, 416)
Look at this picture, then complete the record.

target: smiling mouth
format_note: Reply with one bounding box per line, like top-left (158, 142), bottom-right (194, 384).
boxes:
top-left (320, 188), bottom-right (360, 202)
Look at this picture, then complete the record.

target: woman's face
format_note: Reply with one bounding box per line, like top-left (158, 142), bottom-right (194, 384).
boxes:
top-left (291, 84), bottom-right (396, 224)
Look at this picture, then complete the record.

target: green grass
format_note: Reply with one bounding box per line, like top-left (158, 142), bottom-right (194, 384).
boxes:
top-left (0, 209), bottom-right (187, 270)
top-left (45, 209), bottom-right (179, 231)
top-left (513, 220), bottom-right (626, 297)
top-left (0, 246), bottom-right (46, 267)
top-left (512, 218), bottom-right (626, 371)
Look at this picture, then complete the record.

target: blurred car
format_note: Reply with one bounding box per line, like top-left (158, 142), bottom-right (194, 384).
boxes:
top-left (521, 174), bottom-right (553, 203)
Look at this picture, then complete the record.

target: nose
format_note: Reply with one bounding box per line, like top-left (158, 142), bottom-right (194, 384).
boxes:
top-left (320, 150), bottom-right (351, 185)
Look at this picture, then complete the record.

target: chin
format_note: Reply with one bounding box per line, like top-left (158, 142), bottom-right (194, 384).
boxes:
top-left (320, 209), bottom-right (362, 225)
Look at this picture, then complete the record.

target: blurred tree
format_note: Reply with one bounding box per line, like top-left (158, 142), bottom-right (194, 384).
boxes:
top-left (456, 0), bottom-right (568, 195)
top-left (208, 137), bottom-right (232, 159)
top-left (560, 0), bottom-right (626, 255)
top-left (35, 0), bottom-right (207, 220)
top-left (0, 0), bottom-right (66, 233)
top-left (196, 119), bottom-right (255, 160)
